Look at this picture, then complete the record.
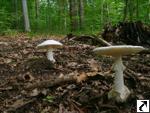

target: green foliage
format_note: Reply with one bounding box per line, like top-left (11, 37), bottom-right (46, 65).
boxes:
top-left (0, 8), bottom-right (13, 32)
top-left (0, 0), bottom-right (149, 35)
top-left (43, 95), bottom-right (55, 103)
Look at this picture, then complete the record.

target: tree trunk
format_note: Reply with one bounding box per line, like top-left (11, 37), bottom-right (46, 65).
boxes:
top-left (22, 0), bottom-right (31, 32)
top-left (78, 0), bottom-right (84, 30)
top-left (123, 0), bottom-right (128, 21)
top-left (13, 0), bottom-right (18, 29)
top-left (103, 0), bottom-right (109, 25)
top-left (136, 0), bottom-right (139, 19)
top-left (46, 0), bottom-right (51, 31)
top-left (129, 0), bottom-right (133, 21)
top-left (100, 0), bottom-right (104, 26)
top-left (35, 0), bottom-right (39, 19)
top-left (58, 0), bottom-right (66, 32)
top-left (147, 0), bottom-right (150, 22)
top-left (35, 0), bottom-right (39, 31)
top-left (69, 0), bottom-right (78, 32)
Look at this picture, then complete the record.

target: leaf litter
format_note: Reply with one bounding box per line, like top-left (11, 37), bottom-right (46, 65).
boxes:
top-left (0, 35), bottom-right (149, 113)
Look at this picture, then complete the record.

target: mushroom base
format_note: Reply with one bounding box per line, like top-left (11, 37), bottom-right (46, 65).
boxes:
top-left (108, 85), bottom-right (130, 102)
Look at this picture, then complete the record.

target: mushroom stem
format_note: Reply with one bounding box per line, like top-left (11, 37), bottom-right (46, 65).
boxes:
top-left (47, 49), bottom-right (55, 63)
top-left (113, 56), bottom-right (125, 93)
top-left (108, 56), bottom-right (130, 102)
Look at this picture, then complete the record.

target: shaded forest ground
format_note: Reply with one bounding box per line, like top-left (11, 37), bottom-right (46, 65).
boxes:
top-left (0, 32), bottom-right (150, 113)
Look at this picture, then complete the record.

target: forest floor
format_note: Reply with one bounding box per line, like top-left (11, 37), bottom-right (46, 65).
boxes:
top-left (0, 35), bottom-right (150, 113)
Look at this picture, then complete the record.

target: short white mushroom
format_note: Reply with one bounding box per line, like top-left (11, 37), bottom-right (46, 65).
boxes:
top-left (37, 40), bottom-right (63, 63)
top-left (93, 45), bottom-right (145, 102)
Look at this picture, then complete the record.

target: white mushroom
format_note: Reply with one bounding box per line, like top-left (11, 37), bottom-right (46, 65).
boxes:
top-left (37, 40), bottom-right (63, 63)
top-left (93, 45), bottom-right (145, 102)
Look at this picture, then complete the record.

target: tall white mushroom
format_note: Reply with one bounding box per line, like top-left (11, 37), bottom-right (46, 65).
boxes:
top-left (93, 45), bottom-right (145, 102)
top-left (37, 40), bottom-right (63, 63)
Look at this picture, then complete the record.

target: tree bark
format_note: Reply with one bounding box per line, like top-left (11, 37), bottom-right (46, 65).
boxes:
top-left (22, 0), bottom-right (31, 32)
top-left (69, 0), bottom-right (78, 32)
top-left (147, 0), bottom-right (150, 22)
top-left (13, 0), bottom-right (18, 29)
top-left (78, 0), bottom-right (84, 30)
top-left (35, 0), bottom-right (39, 19)
top-left (102, 0), bottom-right (109, 25)
top-left (46, 0), bottom-right (51, 31)
top-left (123, 0), bottom-right (128, 22)
top-left (129, 0), bottom-right (133, 21)
top-left (136, 0), bottom-right (139, 19)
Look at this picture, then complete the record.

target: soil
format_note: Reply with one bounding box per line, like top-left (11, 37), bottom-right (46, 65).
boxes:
top-left (0, 35), bottom-right (149, 113)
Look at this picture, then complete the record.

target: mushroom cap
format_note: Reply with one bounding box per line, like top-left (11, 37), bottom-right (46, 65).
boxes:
top-left (37, 40), bottom-right (63, 49)
top-left (93, 45), bottom-right (145, 56)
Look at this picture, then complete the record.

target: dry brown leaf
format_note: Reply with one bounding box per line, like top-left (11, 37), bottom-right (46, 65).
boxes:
top-left (0, 42), bottom-right (9, 46)
top-left (29, 88), bottom-right (39, 97)
top-left (58, 73), bottom-right (65, 78)
top-left (59, 103), bottom-right (79, 113)
top-left (87, 59), bottom-right (101, 72)
top-left (7, 99), bottom-right (24, 108)
top-left (86, 71), bottom-right (98, 77)
top-left (22, 49), bottom-right (29, 54)
top-left (5, 58), bottom-right (12, 64)
top-left (76, 72), bottom-right (87, 83)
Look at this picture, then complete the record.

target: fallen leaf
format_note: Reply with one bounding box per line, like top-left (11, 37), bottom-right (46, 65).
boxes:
top-left (76, 72), bottom-right (87, 83)
top-left (87, 59), bottom-right (101, 72)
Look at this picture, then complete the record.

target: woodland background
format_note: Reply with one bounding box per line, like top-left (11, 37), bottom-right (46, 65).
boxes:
top-left (0, 0), bottom-right (150, 35)
top-left (0, 0), bottom-right (150, 113)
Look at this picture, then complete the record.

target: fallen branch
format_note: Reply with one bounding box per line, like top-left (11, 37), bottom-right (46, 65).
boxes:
top-left (25, 74), bottom-right (76, 90)
top-left (67, 34), bottom-right (112, 46)
top-left (5, 98), bottom-right (36, 112)
top-left (0, 86), bottom-right (13, 91)
top-left (96, 35), bottom-right (112, 46)
top-left (98, 104), bottom-right (120, 113)
top-left (25, 72), bottom-right (107, 91)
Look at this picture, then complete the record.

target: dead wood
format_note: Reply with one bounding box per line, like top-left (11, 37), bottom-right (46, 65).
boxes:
top-left (102, 21), bottom-right (150, 46)
top-left (25, 72), bottom-right (106, 91)
top-left (5, 98), bottom-right (36, 112)
top-left (64, 34), bottom-right (112, 46)
top-left (25, 74), bottom-right (76, 90)
top-left (98, 104), bottom-right (120, 113)
top-left (0, 86), bottom-right (13, 91)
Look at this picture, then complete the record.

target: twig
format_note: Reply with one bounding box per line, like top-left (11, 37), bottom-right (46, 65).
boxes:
top-left (0, 86), bottom-right (13, 91)
top-left (97, 35), bottom-right (112, 46)
top-left (25, 72), bottom-right (106, 91)
top-left (25, 75), bottom-right (76, 90)
top-left (5, 98), bottom-right (36, 112)
top-left (98, 104), bottom-right (120, 113)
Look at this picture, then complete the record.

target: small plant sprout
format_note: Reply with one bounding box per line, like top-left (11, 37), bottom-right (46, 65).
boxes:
top-left (93, 45), bottom-right (145, 102)
top-left (37, 40), bottom-right (63, 63)
top-left (43, 95), bottom-right (55, 103)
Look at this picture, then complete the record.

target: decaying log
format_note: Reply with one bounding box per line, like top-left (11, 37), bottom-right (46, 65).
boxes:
top-left (25, 75), bottom-right (76, 90)
top-left (25, 72), bottom-right (107, 91)
top-left (5, 98), bottom-right (36, 112)
top-left (65, 34), bottom-right (112, 46)
top-left (102, 21), bottom-right (150, 46)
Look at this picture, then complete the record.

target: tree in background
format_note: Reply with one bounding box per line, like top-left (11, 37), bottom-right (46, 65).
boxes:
top-left (78, 0), bottom-right (84, 30)
top-left (22, 0), bottom-right (30, 32)
top-left (69, 0), bottom-right (79, 32)
top-left (0, 0), bottom-right (149, 34)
